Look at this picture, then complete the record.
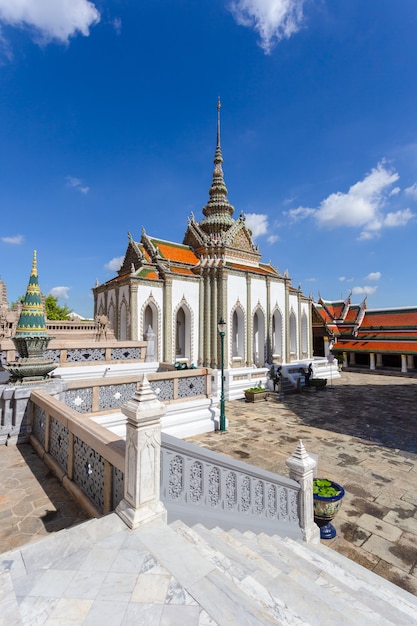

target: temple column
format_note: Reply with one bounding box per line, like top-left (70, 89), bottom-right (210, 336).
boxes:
top-left (246, 275), bottom-right (252, 366)
top-left (218, 266), bottom-right (228, 368)
top-left (211, 268), bottom-right (218, 368)
top-left (401, 354), bottom-right (407, 373)
top-left (129, 283), bottom-right (139, 341)
top-left (163, 278), bottom-right (172, 363)
top-left (284, 277), bottom-right (290, 362)
top-left (407, 355), bottom-right (414, 370)
top-left (204, 269), bottom-right (211, 367)
top-left (376, 354), bottom-right (383, 368)
top-left (198, 273), bottom-right (204, 366)
top-left (266, 277), bottom-right (271, 363)
top-left (369, 353), bottom-right (376, 370)
top-left (343, 352), bottom-right (348, 368)
top-left (350, 352), bottom-right (356, 365)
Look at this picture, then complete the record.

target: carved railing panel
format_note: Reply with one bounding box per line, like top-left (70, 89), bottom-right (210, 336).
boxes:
top-left (161, 433), bottom-right (300, 534)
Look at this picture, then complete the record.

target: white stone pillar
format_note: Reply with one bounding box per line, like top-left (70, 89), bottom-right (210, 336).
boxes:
top-left (286, 440), bottom-right (320, 544)
top-left (369, 353), bottom-right (375, 370)
top-left (407, 355), bottom-right (413, 370)
top-left (350, 352), bottom-right (356, 365)
top-left (376, 354), bottom-right (383, 368)
top-left (116, 374), bottom-right (167, 529)
top-left (343, 352), bottom-right (348, 368)
top-left (401, 354), bottom-right (407, 373)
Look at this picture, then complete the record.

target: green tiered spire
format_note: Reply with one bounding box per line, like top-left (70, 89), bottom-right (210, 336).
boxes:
top-left (15, 250), bottom-right (47, 337)
top-left (200, 98), bottom-right (235, 233)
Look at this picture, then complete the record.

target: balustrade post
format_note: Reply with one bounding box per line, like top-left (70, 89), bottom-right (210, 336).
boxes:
top-left (116, 374), bottom-right (167, 529)
top-left (286, 440), bottom-right (320, 543)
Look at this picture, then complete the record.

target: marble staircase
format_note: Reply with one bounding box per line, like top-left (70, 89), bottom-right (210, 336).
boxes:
top-left (2, 513), bottom-right (417, 625)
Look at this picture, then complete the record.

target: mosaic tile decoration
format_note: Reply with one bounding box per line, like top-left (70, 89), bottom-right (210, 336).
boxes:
top-left (43, 349), bottom-right (60, 363)
top-left (64, 388), bottom-right (93, 413)
top-left (178, 375), bottom-right (205, 398)
top-left (73, 436), bottom-right (104, 511)
top-left (98, 383), bottom-right (136, 411)
top-left (112, 466), bottom-right (124, 509)
top-left (111, 347), bottom-right (142, 360)
top-left (49, 417), bottom-right (69, 473)
top-left (32, 404), bottom-right (46, 447)
top-left (150, 379), bottom-right (173, 401)
top-left (66, 348), bottom-right (106, 362)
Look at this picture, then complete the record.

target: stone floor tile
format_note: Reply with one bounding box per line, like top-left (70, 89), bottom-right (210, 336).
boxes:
top-left (383, 510), bottom-right (417, 535)
top-left (122, 602), bottom-right (164, 625)
top-left (63, 570), bottom-right (107, 599)
top-left (28, 569), bottom-right (75, 598)
top-left (373, 560), bottom-right (417, 595)
top-left (361, 534), bottom-right (412, 572)
top-left (131, 572), bottom-right (171, 603)
top-left (96, 571), bottom-right (138, 602)
top-left (83, 599), bottom-right (128, 626)
top-left (356, 513), bottom-right (403, 542)
top-left (44, 597), bottom-right (93, 624)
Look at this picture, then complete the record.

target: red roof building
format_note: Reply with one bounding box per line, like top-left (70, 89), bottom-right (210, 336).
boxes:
top-left (313, 296), bottom-right (417, 373)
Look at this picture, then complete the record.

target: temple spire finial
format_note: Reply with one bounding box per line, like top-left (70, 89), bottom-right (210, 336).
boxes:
top-left (217, 96), bottom-right (221, 149)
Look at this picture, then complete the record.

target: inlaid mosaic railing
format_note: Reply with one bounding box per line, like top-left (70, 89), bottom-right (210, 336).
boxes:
top-left (64, 370), bottom-right (210, 414)
top-left (160, 433), bottom-right (302, 538)
top-left (43, 345), bottom-right (144, 364)
top-left (30, 389), bottom-right (125, 515)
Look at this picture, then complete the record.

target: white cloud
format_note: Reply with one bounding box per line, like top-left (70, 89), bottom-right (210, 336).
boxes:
top-left (286, 206), bottom-right (316, 222)
top-left (365, 272), bottom-right (381, 281)
top-left (315, 162), bottom-right (399, 232)
top-left (383, 208), bottom-right (413, 227)
top-left (267, 234), bottom-right (279, 244)
top-left (1, 234), bottom-right (24, 244)
top-left (389, 186), bottom-right (400, 196)
top-left (112, 17), bottom-right (121, 36)
top-left (352, 285), bottom-right (378, 296)
top-left (228, 0), bottom-right (305, 54)
top-left (49, 286), bottom-right (70, 300)
top-left (66, 176), bottom-right (89, 194)
top-left (339, 276), bottom-right (354, 283)
top-left (405, 183), bottom-right (417, 200)
top-left (105, 256), bottom-right (124, 272)
top-left (0, 0), bottom-right (100, 44)
top-left (244, 212), bottom-right (269, 238)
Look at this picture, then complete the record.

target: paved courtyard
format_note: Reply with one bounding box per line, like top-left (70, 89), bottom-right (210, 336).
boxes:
top-left (0, 370), bottom-right (416, 597)
top-left (189, 371), bottom-right (417, 595)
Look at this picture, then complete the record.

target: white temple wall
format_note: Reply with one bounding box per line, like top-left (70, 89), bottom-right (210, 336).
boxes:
top-left (137, 283), bottom-right (164, 355)
top-left (171, 277), bottom-right (200, 364)
top-left (227, 274), bottom-right (247, 314)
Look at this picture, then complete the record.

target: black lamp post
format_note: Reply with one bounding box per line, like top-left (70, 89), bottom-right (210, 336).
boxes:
top-left (218, 317), bottom-right (226, 433)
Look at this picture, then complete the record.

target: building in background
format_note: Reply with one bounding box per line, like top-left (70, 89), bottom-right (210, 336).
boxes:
top-left (93, 102), bottom-right (312, 369)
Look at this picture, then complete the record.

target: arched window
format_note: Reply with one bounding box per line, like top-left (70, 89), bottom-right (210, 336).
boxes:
top-left (119, 300), bottom-right (128, 340)
top-left (108, 302), bottom-right (115, 334)
top-left (301, 312), bottom-right (308, 356)
top-left (289, 311), bottom-right (297, 358)
top-left (175, 305), bottom-right (191, 362)
top-left (232, 307), bottom-right (245, 360)
top-left (272, 309), bottom-right (282, 358)
top-left (253, 308), bottom-right (266, 366)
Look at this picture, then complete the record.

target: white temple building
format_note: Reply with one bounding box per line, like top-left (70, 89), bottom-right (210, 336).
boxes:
top-left (93, 100), bottom-right (313, 372)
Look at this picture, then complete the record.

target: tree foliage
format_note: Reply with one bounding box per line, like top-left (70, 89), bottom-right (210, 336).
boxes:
top-left (45, 295), bottom-right (72, 320)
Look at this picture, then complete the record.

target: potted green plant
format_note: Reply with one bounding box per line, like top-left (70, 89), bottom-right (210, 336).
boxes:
top-left (244, 386), bottom-right (268, 402)
top-left (313, 478), bottom-right (345, 539)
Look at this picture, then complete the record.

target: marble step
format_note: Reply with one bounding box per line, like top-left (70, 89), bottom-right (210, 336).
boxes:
top-left (0, 570), bottom-right (23, 626)
top-left (170, 520), bottom-right (311, 625)
top-left (277, 534), bottom-right (417, 625)
top-left (188, 523), bottom-right (385, 626)
top-left (138, 520), bottom-right (281, 625)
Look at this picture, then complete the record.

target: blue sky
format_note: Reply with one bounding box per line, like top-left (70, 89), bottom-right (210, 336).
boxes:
top-left (1, 1), bottom-right (417, 318)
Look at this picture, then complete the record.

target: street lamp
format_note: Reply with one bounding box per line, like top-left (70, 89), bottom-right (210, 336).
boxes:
top-left (218, 317), bottom-right (226, 432)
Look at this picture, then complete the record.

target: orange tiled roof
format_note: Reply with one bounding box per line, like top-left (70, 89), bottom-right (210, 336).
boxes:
top-left (228, 262), bottom-right (272, 275)
top-left (150, 238), bottom-right (199, 265)
top-left (361, 308), bottom-right (417, 329)
top-left (170, 267), bottom-right (196, 276)
top-left (137, 268), bottom-right (159, 280)
top-left (334, 338), bottom-right (417, 354)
